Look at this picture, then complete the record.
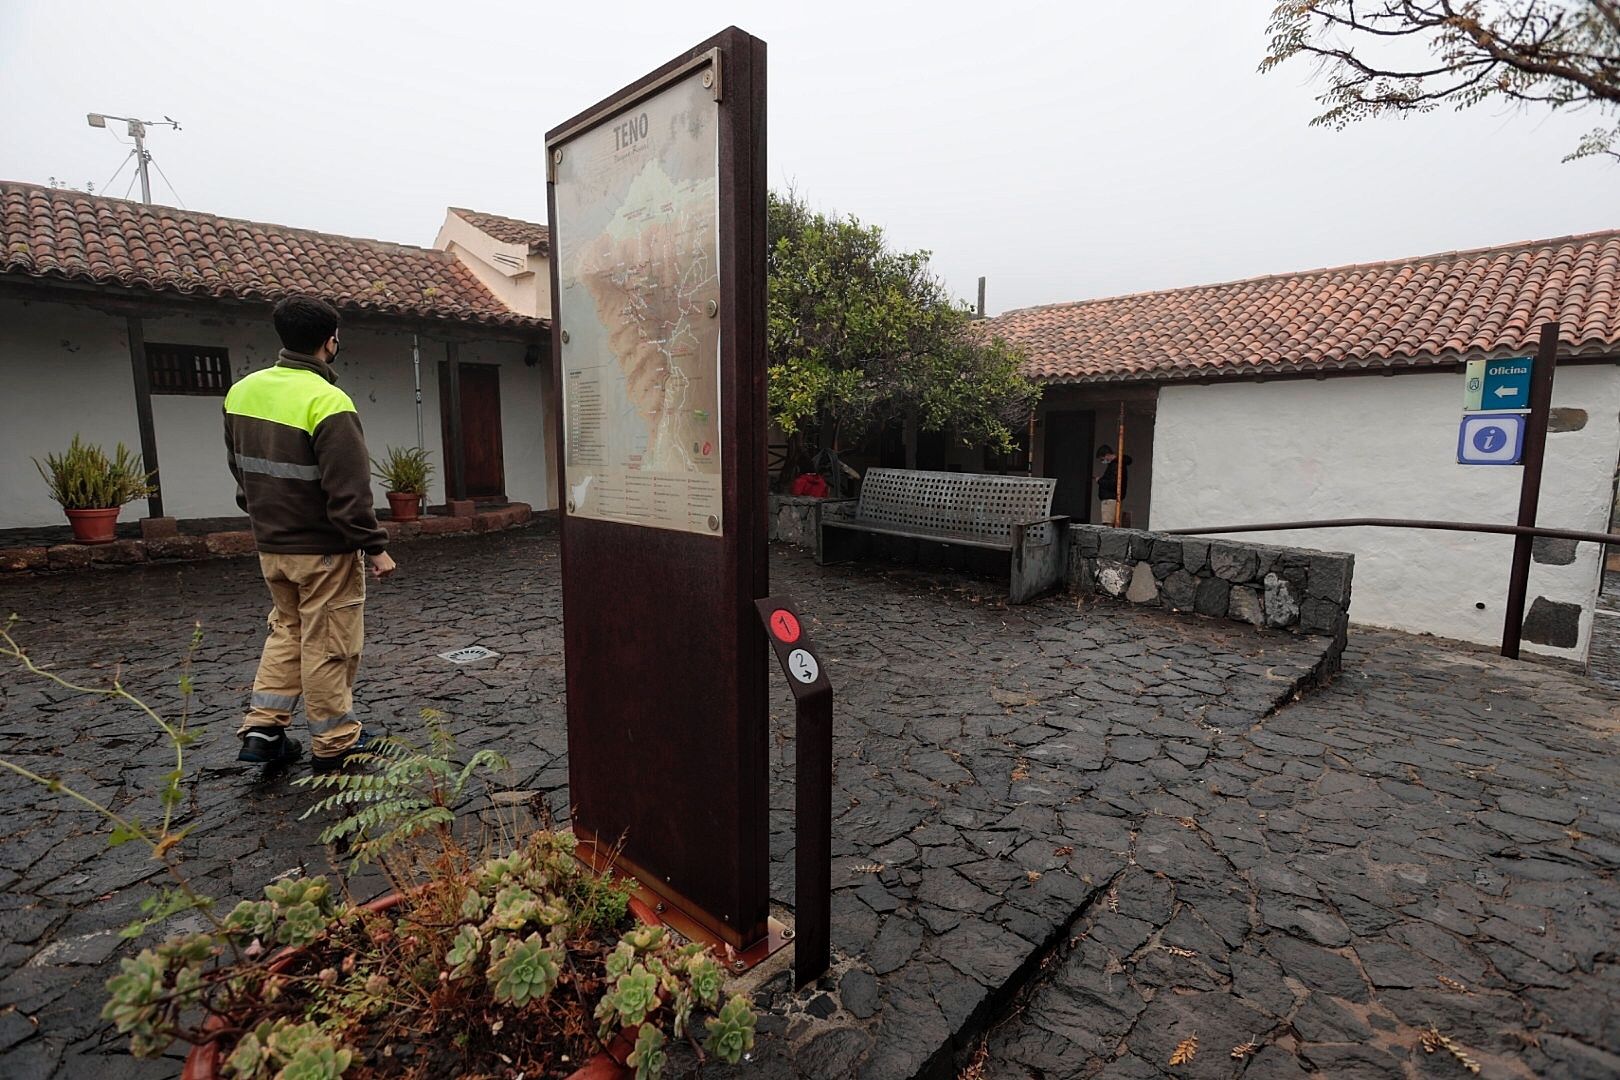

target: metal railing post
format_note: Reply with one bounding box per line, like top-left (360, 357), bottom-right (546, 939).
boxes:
top-left (1501, 323), bottom-right (1561, 658)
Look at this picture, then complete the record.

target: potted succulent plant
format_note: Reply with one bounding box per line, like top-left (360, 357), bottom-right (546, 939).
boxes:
top-left (112, 712), bottom-right (755, 1080)
top-left (34, 435), bottom-right (155, 544)
top-left (372, 445), bottom-right (434, 523)
top-left (157, 833), bottom-right (755, 1080)
top-left (1, 628), bottom-right (762, 1080)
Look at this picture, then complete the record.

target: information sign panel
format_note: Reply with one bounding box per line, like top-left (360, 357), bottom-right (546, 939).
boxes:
top-left (754, 595), bottom-right (832, 986)
top-left (1463, 359), bottom-right (1484, 411)
top-left (1457, 413), bottom-right (1527, 465)
top-left (547, 27), bottom-right (769, 952)
top-left (554, 70), bottom-right (724, 535)
top-left (1481, 357), bottom-right (1532, 411)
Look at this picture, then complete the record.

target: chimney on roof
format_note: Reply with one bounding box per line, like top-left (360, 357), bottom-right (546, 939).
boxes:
top-left (976, 276), bottom-right (987, 319)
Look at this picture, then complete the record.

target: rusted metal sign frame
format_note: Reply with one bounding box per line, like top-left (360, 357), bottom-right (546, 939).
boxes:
top-left (545, 27), bottom-right (770, 953)
top-left (1164, 518), bottom-right (1620, 548)
top-left (754, 595), bottom-right (832, 987)
top-left (1500, 322), bottom-right (1560, 659)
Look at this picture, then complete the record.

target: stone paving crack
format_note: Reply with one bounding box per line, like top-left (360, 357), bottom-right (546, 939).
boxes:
top-left (3, 530), bottom-right (1617, 1079)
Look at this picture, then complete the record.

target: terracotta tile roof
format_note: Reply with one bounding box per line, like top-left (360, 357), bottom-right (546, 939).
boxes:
top-left (988, 231), bottom-right (1620, 384)
top-left (0, 182), bottom-right (546, 330)
top-left (448, 207), bottom-right (550, 253)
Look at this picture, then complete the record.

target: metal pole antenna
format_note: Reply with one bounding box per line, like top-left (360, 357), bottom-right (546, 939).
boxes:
top-left (88, 113), bottom-right (178, 205)
top-left (131, 120), bottom-right (152, 204)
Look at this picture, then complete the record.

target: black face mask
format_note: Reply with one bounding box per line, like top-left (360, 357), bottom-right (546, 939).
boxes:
top-left (329, 337), bottom-right (341, 362)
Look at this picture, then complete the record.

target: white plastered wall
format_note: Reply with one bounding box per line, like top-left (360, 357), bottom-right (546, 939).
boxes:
top-left (1151, 366), bottom-right (1620, 660)
top-left (434, 212), bottom-right (552, 320)
top-left (442, 337), bottom-right (555, 511)
top-left (0, 295), bottom-right (555, 528)
top-left (0, 297), bottom-right (144, 529)
top-left (139, 310), bottom-right (283, 519)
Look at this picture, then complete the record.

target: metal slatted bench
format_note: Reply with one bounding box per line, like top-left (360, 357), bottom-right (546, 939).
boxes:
top-left (816, 469), bottom-right (1069, 603)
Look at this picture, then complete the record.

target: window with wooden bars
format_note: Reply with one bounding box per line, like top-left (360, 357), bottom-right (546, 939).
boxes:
top-left (983, 436), bottom-right (1031, 475)
top-left (145, 343), bottom-right (232, 396)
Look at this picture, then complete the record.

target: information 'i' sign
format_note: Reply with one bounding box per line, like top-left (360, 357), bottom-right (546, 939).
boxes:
top-left (546, 27), bottom-right (771, 955)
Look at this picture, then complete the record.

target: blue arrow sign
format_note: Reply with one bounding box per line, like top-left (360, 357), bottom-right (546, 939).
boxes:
top-left (1457, 413), bottom-right (1526, 465)
top-left (1481, 357), bottom-right (1532, 410)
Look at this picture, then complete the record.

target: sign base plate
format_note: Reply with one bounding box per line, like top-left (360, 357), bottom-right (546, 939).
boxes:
top-left (575, 829), bottom-right (792, 972)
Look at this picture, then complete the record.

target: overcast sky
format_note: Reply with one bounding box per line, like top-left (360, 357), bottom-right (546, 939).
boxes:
top-left (1, 1), bottom-right (1613, 315)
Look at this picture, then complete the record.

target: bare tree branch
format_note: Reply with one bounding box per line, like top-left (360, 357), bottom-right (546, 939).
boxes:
top-left (1264, 0), bottom-right (1620, 162)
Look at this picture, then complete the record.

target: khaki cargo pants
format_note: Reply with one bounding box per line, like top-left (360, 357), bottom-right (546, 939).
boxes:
top-left (238, 552), bottom-right (365, 758)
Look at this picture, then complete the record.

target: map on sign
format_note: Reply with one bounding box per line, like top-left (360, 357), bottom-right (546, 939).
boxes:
top-left (553, 68), bottom-right (723, 535)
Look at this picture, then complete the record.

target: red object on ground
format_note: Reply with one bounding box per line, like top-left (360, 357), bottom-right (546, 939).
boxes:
top-left (790, 473), bottom-right (829, 498)
top-left (64, 507), bottom-right (120, 544)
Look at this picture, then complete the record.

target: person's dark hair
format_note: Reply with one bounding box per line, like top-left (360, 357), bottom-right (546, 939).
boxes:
top-left (1096, 445), bottom-right (1114, 459)
top-left (272, 296), bottom-right (341, 353)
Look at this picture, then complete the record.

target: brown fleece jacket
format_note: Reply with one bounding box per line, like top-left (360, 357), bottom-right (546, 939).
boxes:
top-left (223, 351), bottom-right (389, 556)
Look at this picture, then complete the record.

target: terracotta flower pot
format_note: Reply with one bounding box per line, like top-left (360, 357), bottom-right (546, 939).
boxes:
top-left (65, 507), bottom-right (121, 544)
top-left (385, 491), bottom-right (422, 523)
top-left (180, 894), bottom-right (661, 1080)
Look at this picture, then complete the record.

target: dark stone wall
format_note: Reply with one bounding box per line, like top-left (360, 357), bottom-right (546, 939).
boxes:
top-left (1067, 524), bottom-right (1355, 666)
top-left (1521, 597), bottom-right (1581, 648)
top-left (1531, 537), bottom-right (1579, 566)
top-left (769, 495), bottom-right (856, 547)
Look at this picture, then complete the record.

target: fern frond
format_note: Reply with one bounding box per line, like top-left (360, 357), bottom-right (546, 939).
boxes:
top-left (415, 757), bottom-right (457, 779)
top-left (308, 785), bottom-right (424, 817)
top-left (348, 807), bottom-right (453, 864)
top-left (456, 751), bottom-right (510, 794)
top-left (317, 798), bottom-right (427, 845)
top-left (296, 710), bottom-right (512, 870)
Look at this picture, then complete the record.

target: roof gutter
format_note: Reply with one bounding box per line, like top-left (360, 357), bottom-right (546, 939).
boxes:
top-left (0, 272), bottom-right (549, 339)
top-left (1030, 347), bottom-right (1620, 389)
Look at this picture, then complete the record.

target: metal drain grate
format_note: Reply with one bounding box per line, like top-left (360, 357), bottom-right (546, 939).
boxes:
top-left (438, 645), bottom-right (500, 665)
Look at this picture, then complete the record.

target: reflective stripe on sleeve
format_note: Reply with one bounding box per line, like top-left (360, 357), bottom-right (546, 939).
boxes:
top-left (236, 455), bottom-right (320, 481)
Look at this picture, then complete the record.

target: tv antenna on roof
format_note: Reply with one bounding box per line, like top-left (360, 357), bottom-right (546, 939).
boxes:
top-left (86, 113), bottom-right (182, 206)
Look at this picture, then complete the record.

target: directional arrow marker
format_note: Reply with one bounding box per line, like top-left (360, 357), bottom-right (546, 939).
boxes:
top-left (1466, 357), bottom-right (1533, 411)
top-left (1479, 357), bottom-right (1532, 411)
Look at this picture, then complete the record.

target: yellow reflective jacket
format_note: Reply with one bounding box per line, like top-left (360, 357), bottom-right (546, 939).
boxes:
top-left (224, 350), bottom-right (387, 555)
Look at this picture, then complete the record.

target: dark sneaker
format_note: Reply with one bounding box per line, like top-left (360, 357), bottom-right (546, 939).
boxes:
top-left (238, 728), bottom-right (303, 765)
top-left (311, 729), bottom-right (374, 775)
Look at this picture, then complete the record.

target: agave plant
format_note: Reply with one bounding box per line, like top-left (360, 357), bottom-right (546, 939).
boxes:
top-left (34, 435), bottom-right (155, 509)
top-left (371, 445), bottom-right (434, 496)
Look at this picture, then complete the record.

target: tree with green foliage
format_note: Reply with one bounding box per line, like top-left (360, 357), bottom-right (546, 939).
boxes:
top-left (1262, 1), bottom-right (1620, 163)
top-left (766, 191), bottom-right (1039, 482)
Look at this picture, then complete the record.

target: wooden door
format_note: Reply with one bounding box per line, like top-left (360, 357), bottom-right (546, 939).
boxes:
top-left (439, 361), bottom-right (506, 500)
top-left (1042, 410), bottom-right (1095, 521)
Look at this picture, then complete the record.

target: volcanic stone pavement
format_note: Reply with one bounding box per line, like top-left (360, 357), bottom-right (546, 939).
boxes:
top-left (1584, 571), bottom-right (1620, 691)
top-left (956, 631), bottom-right (1620, 1080)
top-left (0, 526), bottom-right (1613, 1080)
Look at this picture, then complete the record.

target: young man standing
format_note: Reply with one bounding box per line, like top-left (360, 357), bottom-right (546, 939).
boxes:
top-left (1094, 445), bottom-right (1131, 527)
top-left (225, 296), bottom-right (396, 772)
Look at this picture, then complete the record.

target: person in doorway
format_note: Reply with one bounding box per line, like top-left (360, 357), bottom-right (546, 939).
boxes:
top-left (225, 295), bottom-right (396, 773)
top-left (1095, 445), bottom-right (1131, 526)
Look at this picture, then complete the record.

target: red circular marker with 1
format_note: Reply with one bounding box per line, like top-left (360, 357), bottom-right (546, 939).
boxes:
top-left (769, 609), bottom-right (801, 643)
